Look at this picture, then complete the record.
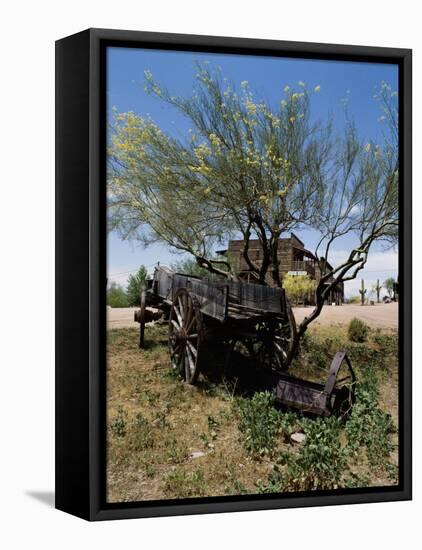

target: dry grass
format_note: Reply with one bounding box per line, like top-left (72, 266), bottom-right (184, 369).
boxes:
top-left (107, 326), bottom-right (278, 502)
top-left (106, 323), bottom-right (399, 502)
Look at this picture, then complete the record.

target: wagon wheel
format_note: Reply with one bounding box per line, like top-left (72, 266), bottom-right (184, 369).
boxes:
top-left (333, 357), bottom-right (357, 415)
top-left (168, 288), bottom-right (204, 384)
top-left (254, 307), bottom-right (296, 372)
top-left (138, 290), bottom-right (146, 349)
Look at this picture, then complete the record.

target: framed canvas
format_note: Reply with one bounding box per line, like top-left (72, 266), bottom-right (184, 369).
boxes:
top-left (55, 28), bottom-right (412, 521)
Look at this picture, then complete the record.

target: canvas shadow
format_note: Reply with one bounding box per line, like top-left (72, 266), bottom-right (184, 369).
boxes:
top-left (26, 491), bottom-right (55, 508)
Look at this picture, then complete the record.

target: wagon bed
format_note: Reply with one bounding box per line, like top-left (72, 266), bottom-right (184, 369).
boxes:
top-left (148, 265), bottom-right (287, 322)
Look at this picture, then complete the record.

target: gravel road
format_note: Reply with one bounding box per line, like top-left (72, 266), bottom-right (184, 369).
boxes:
top-left (107, 302), bottom-right (398, 330)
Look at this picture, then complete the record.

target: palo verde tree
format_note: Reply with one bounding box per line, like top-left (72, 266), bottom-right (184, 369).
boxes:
top-left (108, 65), bottom-right (328, 287)
top-left (108, 68), bottom-right (398, 366)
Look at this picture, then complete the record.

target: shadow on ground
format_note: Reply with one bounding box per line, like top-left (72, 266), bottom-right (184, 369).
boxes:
top-left (26, 491), bottom-right (55, 508)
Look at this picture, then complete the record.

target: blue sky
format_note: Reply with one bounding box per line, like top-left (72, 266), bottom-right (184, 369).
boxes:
top-left (107, 47), bottom-right (398, 297)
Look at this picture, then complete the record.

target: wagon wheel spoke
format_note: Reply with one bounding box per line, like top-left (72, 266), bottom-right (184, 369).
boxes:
top-left (170, 340), bottom-right (183, 356)
top-left (186, 346), bottom-right (196, 373)
top-left (169, 288), bottom-right (203, 384)
top-left (184, 308), bottom-right (195, 333)
top-left (170, 318), bottom-right (181, 331)
top-left (186, 340), bottom-right (198, 357)
top-left (177, 296), bottom-right (185, 320)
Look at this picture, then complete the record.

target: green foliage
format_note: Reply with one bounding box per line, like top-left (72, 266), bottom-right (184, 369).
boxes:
top-left (347, 295), bottom-right (361, 304)
top-left (235, 392), bottom-right (281, 457)
top-left (129, 413), bottom-right (155, 451)
top-left (348, 318), bottom-right (369, 343)
top-left (165, 438), bottom-right (189, 464)
top-left (107, 282), bottom-right (129, 308)
top-left (283, 274), bottom-right (316, 305)
top-left (109, 406), bottom-right (128, 437)
top-left (126, 265), bottom-right (148, 306)
top-left (224, 480), bottom-right (249, 495)
top-left (345, 472), bottom-right (371, 488)
top-left (163, 468), bottom-right (205, 498)
top-left (345, 372), bottom-right (396, 468)
top-left (384, 277), bottom-right (396, 297)
top-left (260, 417), bottom-right (348, 492)
top-left (171, 257), bottom-right (224, 280)
top-left (372, 330), bottom-right (398, 357)
top-left (255, 328), bottom-right (398, 493)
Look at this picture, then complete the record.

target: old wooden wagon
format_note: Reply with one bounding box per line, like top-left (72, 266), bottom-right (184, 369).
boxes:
top-left (135, 266), bottom-right (355, 416)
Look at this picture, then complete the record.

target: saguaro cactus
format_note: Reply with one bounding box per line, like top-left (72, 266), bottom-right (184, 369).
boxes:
top-left (375, 279), bottom-right (382, 303)
top-left (359, 279), bottom-right (367, 306)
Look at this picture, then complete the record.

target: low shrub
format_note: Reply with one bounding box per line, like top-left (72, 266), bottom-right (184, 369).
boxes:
top-left (348, 318), bottom-right (369, 343)
top-left (260, 416), bottom-right (347, 492)
top-left (129, 413), bottom-right (155, 451)
top-left (163, 468), bottom-right (205, 497)
top-left (372, 330), bottom-right (398, 357)
top-left (345, 374), bottom-right (396, 468)
top-left (109, 406), bottom-right (128, 437)
top-left (235, 392), bottom-right (281, 457)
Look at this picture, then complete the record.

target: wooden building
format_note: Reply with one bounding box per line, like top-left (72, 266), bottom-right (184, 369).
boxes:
top-left (222, 233), bottom-right (344, 305)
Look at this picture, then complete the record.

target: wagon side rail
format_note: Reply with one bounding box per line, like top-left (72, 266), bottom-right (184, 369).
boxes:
top-left (172, 275), bottom-right (229, 321)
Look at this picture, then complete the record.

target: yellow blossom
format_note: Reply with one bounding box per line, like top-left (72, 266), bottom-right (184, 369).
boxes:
top-left (298, 81), bottom-right (305, 87)
top-left (364, 143), bottom-right (371, 152)
top-left (208, 133), bottom-right (221, 148)
top-left (284, 85), bottom-right (290, 93)
top-left (245, 100), bottom-right (257, 116)
top-left (314, 85), bottom-right (321, 92)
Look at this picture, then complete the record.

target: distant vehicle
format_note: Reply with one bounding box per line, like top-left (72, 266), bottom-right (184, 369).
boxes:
top-left (383, 296), bottom-right (392, 304)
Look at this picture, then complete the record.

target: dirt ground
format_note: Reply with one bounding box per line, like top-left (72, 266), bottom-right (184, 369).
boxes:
top-left (107, 302), bottom-right (398, 330)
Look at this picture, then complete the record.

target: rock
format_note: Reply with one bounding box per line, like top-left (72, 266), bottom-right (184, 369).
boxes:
top-left (290, 432), bottom-right (306, 444)
top-left (190, 451), bottom-right (207, 460)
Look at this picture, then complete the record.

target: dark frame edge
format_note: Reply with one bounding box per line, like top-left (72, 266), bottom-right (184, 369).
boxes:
top-left (55, 29), bottom-right (92, 521)
top-left (399, 47), bottom-right (412, 502)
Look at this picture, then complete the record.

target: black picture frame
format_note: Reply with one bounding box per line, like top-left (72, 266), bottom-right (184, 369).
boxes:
top-left (55, 28), bottom-right (412, 521)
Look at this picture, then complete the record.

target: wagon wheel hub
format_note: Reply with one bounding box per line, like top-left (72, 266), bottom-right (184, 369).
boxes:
top-left (170, 329), bottom-right (187, 345)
